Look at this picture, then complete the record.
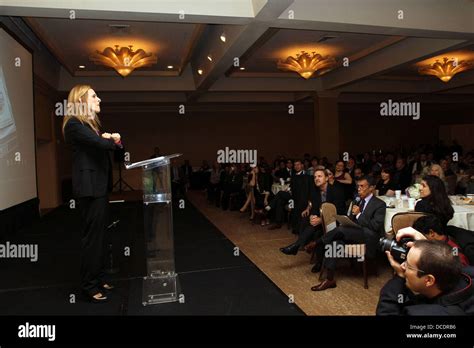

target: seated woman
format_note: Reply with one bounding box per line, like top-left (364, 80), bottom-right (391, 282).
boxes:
top-left (376, 166), bottom-right (398, 196)
top-left (240, 165), bottom-right (257, 219)
top-left (334, 160), bottom-right (353, 201)
top-left (429, 163), bottom-right (449, 192)
top-left (415, 175), bottom-right (454, 227)
top-left (253, 165), bottom-right (272, 226)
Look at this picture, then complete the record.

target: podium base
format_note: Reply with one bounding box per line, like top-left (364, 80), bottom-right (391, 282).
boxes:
top-left (142, 273), bottom-right (180, 306)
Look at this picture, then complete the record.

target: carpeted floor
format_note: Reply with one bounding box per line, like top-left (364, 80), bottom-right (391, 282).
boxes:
top-left (187, 190), bottom-right (393, 315)
top-left (0, 195), bottom-right (303, 316)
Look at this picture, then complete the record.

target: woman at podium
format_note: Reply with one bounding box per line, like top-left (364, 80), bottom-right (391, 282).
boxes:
top-left (62, 84), bottom-right (123, 303)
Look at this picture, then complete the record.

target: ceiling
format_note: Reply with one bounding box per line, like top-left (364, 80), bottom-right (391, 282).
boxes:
top-left (1, 0), bottom-right (473, 102)
top-left (25, 17), bottom-right (201, 76)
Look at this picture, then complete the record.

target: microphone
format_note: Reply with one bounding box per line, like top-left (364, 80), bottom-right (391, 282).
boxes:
top-left (352, 196), bottom-right (361, 206)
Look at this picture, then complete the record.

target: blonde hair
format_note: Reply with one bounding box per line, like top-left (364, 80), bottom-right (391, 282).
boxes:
top-left (62, 84), bottom-right (101, 138)
top-left (430, 164), bottom-right (445, 181)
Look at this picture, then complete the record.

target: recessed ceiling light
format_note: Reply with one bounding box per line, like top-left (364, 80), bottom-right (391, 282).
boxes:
top-left (167, 65), bottom-right (174, 69)
top-left (197, 69), bottom-right (203, 75)
top-left (78, 65), bottom-right (85, 69)
top-left (207, 55), bottom-right (213, 62)
top-left (239, 67), bottom-right (245, 70)
top-left (220, 33), bottom-right (226, 42)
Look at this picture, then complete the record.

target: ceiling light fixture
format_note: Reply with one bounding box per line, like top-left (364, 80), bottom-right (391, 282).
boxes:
top-left (197, 69), bottom-right (203, 75)
top-left (89, 45), bottom-right (157, 77)
top-left (418, 57), bottom-right (473, 82)
top-left (220, 33), bottom-right (226, 42)
top-left (167, 65), bottom-right (174, 69)
top-left (239, 67), bottom-right (245, 70)
top-left (78, 65), bottom-right (85, 69)
top-left (277, 51), bottom-right (337, 79)
top-left (207, 55), bottom-right (213, 62)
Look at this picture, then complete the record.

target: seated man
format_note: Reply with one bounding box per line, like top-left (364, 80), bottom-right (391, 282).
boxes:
top-left (279, 169), bottom-right (345, 268)
top-left (413, 215), bottom-right (471, 266)
top-left (376, 229), bottom-right (474, 315)
top-left (221, 165), bottom-right (243, 210)
top-left (311, 175), bottom-right (386, 291)
top-left (266, 159), bottom-right (310, 233)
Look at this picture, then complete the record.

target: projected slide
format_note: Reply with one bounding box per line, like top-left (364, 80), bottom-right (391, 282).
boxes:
top-left (0, 66), bottom-right (18, 157)
top-left (0, 28), bottom-right (36, 211)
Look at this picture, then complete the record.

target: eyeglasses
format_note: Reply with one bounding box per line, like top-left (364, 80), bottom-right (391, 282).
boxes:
top-left (402, 261), bottom-right (426, 275)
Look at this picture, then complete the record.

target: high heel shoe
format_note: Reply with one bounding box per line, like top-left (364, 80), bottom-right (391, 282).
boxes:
top-left (87, 291), bottom-right (109, 303)
top-left (100, 283), bottom-right (115, 292)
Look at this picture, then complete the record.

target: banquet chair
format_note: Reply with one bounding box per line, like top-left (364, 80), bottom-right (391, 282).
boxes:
top-left (388, 212), bottom-right (428, 239)
top-left (317, 203), bottom-right (371, 289)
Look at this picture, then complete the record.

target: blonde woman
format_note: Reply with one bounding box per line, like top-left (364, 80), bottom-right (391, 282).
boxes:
top-left (62, 85), bottom-right (122, 303)
top-left (430, 164), bottom-right (448, 192)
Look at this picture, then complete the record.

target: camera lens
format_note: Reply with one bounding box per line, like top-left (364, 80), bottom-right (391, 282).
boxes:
top-left (379, 237), bottom-right (395, 252)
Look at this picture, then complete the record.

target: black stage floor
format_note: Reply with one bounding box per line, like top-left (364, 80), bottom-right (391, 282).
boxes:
top-left (0, 199), bottom-right (304, 316)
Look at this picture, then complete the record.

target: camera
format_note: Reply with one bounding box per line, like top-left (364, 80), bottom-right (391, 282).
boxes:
top-left (379, 237), bottom-right (413, 264)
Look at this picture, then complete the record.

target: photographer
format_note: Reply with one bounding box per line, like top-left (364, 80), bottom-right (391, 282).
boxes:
top-left (376, 229), bottom-right (474, 315)
top-left (413, 215), bottom-right (471, 266)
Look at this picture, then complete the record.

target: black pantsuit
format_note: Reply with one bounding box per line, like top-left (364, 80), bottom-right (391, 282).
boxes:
top-left (78, 196), bottom-right (109, 295)
top-left (64, 117), bottom-right (122, 297)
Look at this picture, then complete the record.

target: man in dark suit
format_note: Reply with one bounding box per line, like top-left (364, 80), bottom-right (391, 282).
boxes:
top-left (274, 159), bottom-right (294, 182)
top-left (267, 159), bottom-right (310, 233)
top-left (311, 175), bottom-right (386, 291)
top-left (279, 168), bottom-right (345, 261)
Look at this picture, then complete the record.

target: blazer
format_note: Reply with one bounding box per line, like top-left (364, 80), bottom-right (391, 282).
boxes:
top-left (355, 196), bottom-right (387, 257)
top-left (309, 182), bottom-right (346, 216)
top-left (290, 172), bottom-right (311, 211)
top-left (64, 117), bottom-right (121, 198)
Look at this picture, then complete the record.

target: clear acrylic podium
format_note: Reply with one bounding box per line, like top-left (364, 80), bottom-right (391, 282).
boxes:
top-left (125, 153), bottom-right (182, 305)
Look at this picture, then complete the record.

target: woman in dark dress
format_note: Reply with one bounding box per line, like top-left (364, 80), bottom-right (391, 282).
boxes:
top-left (62, 85), bottom-right (123, 303)
top-left (415, 175), bottom-right (454, 227)
top-left (376, 166), bottom-right (398, 196)
top-left (252, 165), bottom-right (272, 226)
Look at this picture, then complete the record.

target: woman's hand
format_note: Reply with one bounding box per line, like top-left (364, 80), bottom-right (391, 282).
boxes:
top-left (101, 132), bottom-right (112, 139)
top-left (111, 133), bottom-right (121, 143)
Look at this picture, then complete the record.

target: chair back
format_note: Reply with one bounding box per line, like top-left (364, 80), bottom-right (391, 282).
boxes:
top-left (391, 212), bottom-right (427, 237)
top-left (320, 202), bottom-right (337, 233)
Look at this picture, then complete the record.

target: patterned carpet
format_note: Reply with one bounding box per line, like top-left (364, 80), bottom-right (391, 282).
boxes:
top-left (187, 190), bottom-right (393, 315)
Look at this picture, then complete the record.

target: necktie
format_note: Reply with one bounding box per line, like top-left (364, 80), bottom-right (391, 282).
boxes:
top-left (359, 198), bottom-right (366, 214)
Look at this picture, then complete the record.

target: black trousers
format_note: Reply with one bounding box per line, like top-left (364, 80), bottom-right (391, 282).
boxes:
top-left (207, 182), bottom-right (220, 204)
top-left (221, 184), bottom-right (242, 210)
top-left (268, 191), bottom-right (291, 224)
top-left (316, 225), bottom-right (366, 272)
top-left (78, 196), bottom-right (109, 296)
top-left (295, 217), bottom-right (324, 247)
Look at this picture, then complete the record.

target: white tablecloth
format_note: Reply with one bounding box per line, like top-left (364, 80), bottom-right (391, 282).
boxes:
top-left (379, 195), bottom-right (474, 232)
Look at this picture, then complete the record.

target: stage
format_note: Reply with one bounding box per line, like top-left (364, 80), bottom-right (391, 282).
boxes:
top-left (0, 196), bottom-right (303, 316)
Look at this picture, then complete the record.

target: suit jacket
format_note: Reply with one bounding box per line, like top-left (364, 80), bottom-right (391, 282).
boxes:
top-left (275, 168), bottom-right (293, 181)
top-left (355, 195), bottom-right (386, 257)
top-left (290, 172), bottom-right (311, 211)
top-left (309, 182), bottom-right (346, 216)
top-left (64, 118), bottom-right (121, 198)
